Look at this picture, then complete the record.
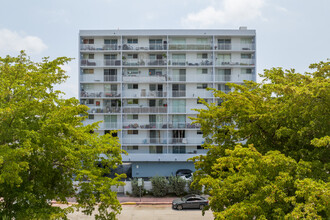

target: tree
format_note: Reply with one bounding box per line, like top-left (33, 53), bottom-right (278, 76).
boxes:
top-left (0, 52), bottom-right (125, 219)
top-left (191, 61), bottom-right (330, 219)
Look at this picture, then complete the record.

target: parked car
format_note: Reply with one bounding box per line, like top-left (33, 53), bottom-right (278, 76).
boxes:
top-left (172, 194), bottom-right (208, 210)
top-left (176, 169), bottom-right (192, 177)
top-left (176, 169), bottom-right (193, 181)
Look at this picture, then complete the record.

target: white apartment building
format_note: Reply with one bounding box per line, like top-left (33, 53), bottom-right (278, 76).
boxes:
top-left (79, 28), bottom-right (256, 177)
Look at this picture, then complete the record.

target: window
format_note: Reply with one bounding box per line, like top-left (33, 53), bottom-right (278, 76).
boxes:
top-left (128, 84), bottom-right (138, 89)
top-left (127, 69), bottom-right (139, 75)
top-left (127, 99), bottom-right (139, 105)
top-left (88, 114), bottom-right (94, 120)
top-left (104, 54), bottom-right (117, 60)
top-left (218, 39), bottom-right (231, 50)
top-left (197, 53), bottom-right (208, 59)
top-left (83, 39), bottom-right (94, 44)
top-left (197, 38), bottom-right (208, 44)
top-left (149, 84), bottom-right (156, 91)
top-left (83, 54), bottom-right (94, 59)
top-left (128, 130), bottom-right (138, 135)
top-left (173, 146), bottom-right (186, 154)
top-left (96, 101), bottom-right (100, 106)
top-left (127, 115), bottom-right (139, 120)
top-left (127, 146), bottom-right (139, 150)
top-left (127, 38), bottom-right (138, 44)
top-left (127, 54), bottom-right (138, 59)
top-left (197, 145), bottom-right (204, 149)
top-left (197, 130), bottom-right (203, 135)
top-left (241, 54), bottom-right (252, 59)
top-left (83, 69), bottom-right (94, 74)
top-left (87, 99), bottom-right (94, 105)
top-left (149, 69), bottom-right (162, 76)
top-left (197, 84), bottom-right (208, 89)
top-left (246, 69), bottom-right (252, 74)
top-left (104, 39), bottom-right (117, 44)
top-left (202, 69), bottom-right (208, 74)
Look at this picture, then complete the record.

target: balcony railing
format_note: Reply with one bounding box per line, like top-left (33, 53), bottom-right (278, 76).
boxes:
top-left (215, 74), bottom-right (231, 82)
top-left (81, 59), bottom-right (121, 67)
top-left (171, 91), bottom-right (186, 97)
top-left (123, 59), bottom-right (167, 66)
top-left (99, 122), bottom-right (121, 130)
top-left (170, 138), bottom-right (204, 144)
top-left (123, 90), bottom-right (167, 98)
top-left (122, 138), bottom-right (167, 145)
top-left (122, 75), bottom-right (167, 83)
top-left (122, 107), bottom-right (167, 114)
top-left (168, 43), bottom-right (212, 50)
top-left (122, 122), bottom-right (167, 129)
top-left (87, 107), bottom-right (121, 113)
top-left (81, 91), bottom-right (121, 98)
top-left (169, 59), bottom-right (213, 66)
top-left (80, 44), bottom-right (119, 51)
top-left (80, 75), bottom-right (118, 82)
top-left (216, 43), bottom-right (255, 51)
top-left (216, 59), bottom-right (255, 66)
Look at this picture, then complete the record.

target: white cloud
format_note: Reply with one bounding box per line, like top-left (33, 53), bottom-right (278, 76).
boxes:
top-left (182, 0), bottom-right (266, 27)
top-left (0, 29), bottom-right (47, 55)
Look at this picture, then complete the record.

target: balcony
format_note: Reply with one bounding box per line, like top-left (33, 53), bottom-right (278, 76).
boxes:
top-left (99, 122), bottom-right (121, 130)
top-left (123, 90), bottom-right (167, 98)
top-left (122, 122), bottom-right (168, 129)
top-left (123, 59), bottom-right (167, 67)
top-left (122, 106), bottom-right (167, 114)
top-left (81, 59), bottom-right (121, 67)
top-left (168, 43), bottom-right (212, 50)
top-left (80, 75), bottom-right (118, 82)
top-left (87, 107), bottom-right (121, 114)
top-left (169, 59), bottom-right (213, 66)
top-left (122, 138), bottom-right (167, 145)
top-left (80, 44), bottom-right (119, 51)
top-left (80, 91), bottom-right (121, 98)
top-left (216, 43), bottom-right (255, 51)
top-left (170, 138), bottom-right (204, 145)
top-left (216, 59), bottom-right (255, 67)
top-left (122, 75), bottom-right (166, 83)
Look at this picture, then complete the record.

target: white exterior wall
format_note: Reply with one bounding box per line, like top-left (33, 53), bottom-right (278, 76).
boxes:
top-left (79, 29), bottom-right (256, 172)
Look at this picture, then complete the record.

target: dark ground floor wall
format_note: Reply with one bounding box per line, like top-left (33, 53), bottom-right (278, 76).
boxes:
top-left (131, 162), bottom-right (196, 177)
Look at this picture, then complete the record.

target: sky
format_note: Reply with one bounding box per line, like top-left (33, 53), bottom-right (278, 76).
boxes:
top-left (1, 0), bottom-right (329, 98)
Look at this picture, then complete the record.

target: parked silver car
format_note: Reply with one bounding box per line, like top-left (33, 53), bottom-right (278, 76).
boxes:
top-left (172, 195), bottom-right (208, 210)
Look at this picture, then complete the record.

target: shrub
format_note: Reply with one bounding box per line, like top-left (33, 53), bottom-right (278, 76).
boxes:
top-left (130, 178), bottom-right (145, 197)
top-left (168, 176), bottom-right (187, 196)
top-left (151, 176), bottom-right (168, 197)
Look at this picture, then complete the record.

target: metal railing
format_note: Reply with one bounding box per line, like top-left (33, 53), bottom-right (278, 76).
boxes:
top-left (169, 59), bottom-right (213, 66)
top-left (87, 107), bottom-right (121, 114)
top-left (216, 59), bottom-right (255, 66)
top-left (122, 107), bottom-right (167, 114)
top-left (80, 59), bottom-right (121, 67)
top-left (80, 91), bottom-right (121, 98)
top-left (122, 75), bottom-right (167, 83)
top-left (80, 44), bottom-right (120, 51)
top-left (123, 90), bottom-right (167, 98)
top-left (168, 43), bottom-right (212, 50)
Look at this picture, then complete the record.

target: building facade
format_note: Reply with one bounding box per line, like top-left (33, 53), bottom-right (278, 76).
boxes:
top-left (79, 28), bottom-right (256, 177)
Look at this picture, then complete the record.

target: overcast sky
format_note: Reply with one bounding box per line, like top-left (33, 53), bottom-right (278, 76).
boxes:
top-left (1, 0), bottom-right (329, 98)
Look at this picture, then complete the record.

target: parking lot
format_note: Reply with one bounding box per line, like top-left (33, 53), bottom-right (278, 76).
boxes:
top-left (65, 205), bottom-right (213, 220)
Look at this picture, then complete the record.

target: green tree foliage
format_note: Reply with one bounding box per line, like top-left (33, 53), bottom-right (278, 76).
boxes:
top-left (0, 52), bottom-right (125, 219)
top-left (168, 176), bottom-right (186, 196)
top-left (150, 176), bottom-right (168, 197)
top-left (191, 61), bottom-right (330, 219)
